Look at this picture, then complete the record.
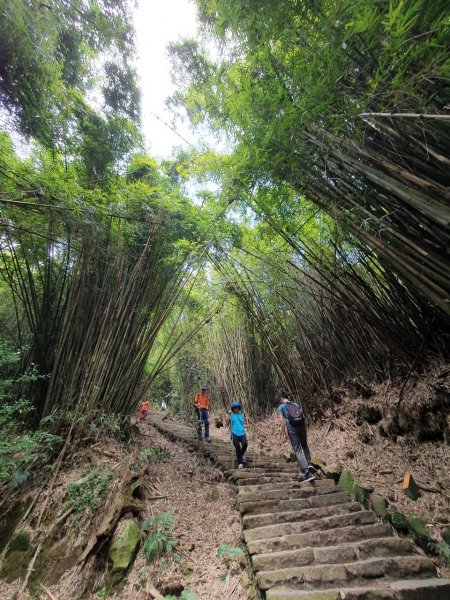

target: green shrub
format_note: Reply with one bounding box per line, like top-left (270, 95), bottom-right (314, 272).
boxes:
top-left (67, 468), bottom-right (115, 527)
top-left (141, 510), bottom-right (176, 562)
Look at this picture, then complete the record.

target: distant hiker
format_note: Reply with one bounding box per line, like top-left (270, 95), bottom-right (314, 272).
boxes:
top-left (228, 401), bottom-right (248, 469)
top-left (139, 398), bottom-right (150, 421)
top-left (194, 384), bottom-right (211, 442)
top-left (160, 400), bottom-right (167, 411)
top-left (278, 391), bottom-right (314, 482)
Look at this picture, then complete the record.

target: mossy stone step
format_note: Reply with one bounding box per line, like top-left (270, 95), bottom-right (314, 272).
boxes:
top-left (252, 537), bottom-right (413, 572)
top-left (265, 578), bottom-right (450, 599)
top-left (245, 511), bottom-right (378, 543)
top-left (257, 555), bottom-right (435, 591)
top-left (243, 501), bottom-right (360, 530)
top-left (247, 522), bottom-right (392, 555)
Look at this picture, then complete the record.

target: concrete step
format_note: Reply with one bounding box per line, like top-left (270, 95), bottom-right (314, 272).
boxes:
top-left (257, 555), bottom-right (436, 591)
top-left (252, 537), bottom-right (413, 572)
top-left (247, 522), bottom-right (392, 555)
top-left (245, 510), bottom-right (378, 542)
top-left (266, 577), bottom-right (450, 599)
top-left (243, 501), bottom-right (359, 530)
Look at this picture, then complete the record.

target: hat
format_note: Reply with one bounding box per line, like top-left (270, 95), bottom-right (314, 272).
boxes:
top-left (201, 384), bottom-right (207, 390)
top-left (231, 402), bottom-right (242, 409)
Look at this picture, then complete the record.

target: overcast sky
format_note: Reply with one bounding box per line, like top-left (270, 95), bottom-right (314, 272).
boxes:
top-left (133, 0), bottom-right (200, 159)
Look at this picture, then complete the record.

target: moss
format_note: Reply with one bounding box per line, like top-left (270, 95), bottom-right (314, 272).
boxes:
top-left (108, 519), bottom-right (140, 574)
top-left (405, 515), bottom-right (437, 554)
top-left (338, 470), bottom-right (354, 494)
top-left (390, 511), bottom-right (408, 534)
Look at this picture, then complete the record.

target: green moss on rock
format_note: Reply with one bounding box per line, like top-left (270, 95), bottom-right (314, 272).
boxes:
top-left (108, 519), bottom-right (140, 574)
top-left (338, 470), bottom-right (354, 494)
top-left (390, 511), bottom-right (408, 533)
top-left (370, 494), bottom-right (389, 519)
top-left (405, 515), bottom-right (437, 554)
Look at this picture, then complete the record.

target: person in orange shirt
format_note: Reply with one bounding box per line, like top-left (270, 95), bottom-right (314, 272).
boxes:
top-left (139, 399), bottom-right (150, 421)
top-left (194, 384), bottom-right (211, 442)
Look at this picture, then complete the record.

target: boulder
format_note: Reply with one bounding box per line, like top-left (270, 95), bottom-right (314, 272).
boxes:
top-left (108, 518), bottom-right (140, 574)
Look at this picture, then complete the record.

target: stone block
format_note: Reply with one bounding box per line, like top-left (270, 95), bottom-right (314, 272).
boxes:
top-left (108, 518), bottom-right (140, 574)
top-left (339, 469), bottom-right (354, 494)
top-left (390, 511), bottom-right (408, 534)
top-left (370, 494), bottom-right (389, 519)
top-left (405, 515), bottom-right (437, 554)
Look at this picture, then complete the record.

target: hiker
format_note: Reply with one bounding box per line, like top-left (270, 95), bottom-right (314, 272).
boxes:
top-left (160, 400), bottom-right (167, 411)
top-left (278, 391), bottom-right (315, 482)
top-left (194, 384), bottom-right (211, 442)
top-left (139, 398), bottom-right (150, 421)
top-left (228, 401), bottom-right (248, 469)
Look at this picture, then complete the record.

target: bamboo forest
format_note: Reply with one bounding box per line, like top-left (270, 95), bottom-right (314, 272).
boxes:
top-left (0, 1), bottom-right (449, 599)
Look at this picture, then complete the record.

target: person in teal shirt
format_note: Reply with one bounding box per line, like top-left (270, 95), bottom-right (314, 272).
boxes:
top-left (229, 401), bottom-right (248, 468)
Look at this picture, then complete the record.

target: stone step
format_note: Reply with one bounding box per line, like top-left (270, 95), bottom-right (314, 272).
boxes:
top-left (239, 479), bottom-right (335, 495)
top-left (241, 490), bottom-right (352, 516)
top-left (252, 537), bottom-right (413, 572)
top-left (265, 577), bottom-right (450, 599)
top-left (243, 501), bottom-right (359, 530)
top-left (240, 485), bottom-right (341, 513)
top-left (257, 555), bottom-right (436, 591)
top-left (236, 475), bottom-right (301, 487)
top-left (245, 510), bottom-right (378, 542)
top-left (247, 522), bottom-right (392, 555)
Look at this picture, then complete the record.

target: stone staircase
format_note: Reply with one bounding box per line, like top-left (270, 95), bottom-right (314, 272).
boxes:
top-left (149, 415), bottom-right (450, 599)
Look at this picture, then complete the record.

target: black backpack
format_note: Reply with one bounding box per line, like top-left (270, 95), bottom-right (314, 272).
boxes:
top-left (284, 401), bottom-right (304, 427)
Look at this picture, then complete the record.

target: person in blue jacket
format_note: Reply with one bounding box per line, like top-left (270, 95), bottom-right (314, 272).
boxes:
top-left (229, 401), bottom-right (248, 468)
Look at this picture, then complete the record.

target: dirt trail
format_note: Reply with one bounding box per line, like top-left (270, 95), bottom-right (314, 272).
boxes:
top-left (150, 413), bottom-right (450, 600)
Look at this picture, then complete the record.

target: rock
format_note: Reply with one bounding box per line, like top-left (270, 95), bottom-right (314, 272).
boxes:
top-left (338, 470), bottom-right (354, 494)
top-left (108, 518), bottom-right (140, 574)
top-left (370, 494), bottom-right (389, 519)
top-left (323, 463), bottom-right (342, 482)
top-left (402, 473), bottom-right (421, 501)
top-left (390, 511), bottom-right (408, 534)
top-left (443, 528), bottom-right (450, 546)
top-left (405, 515), bottom-right (437, 554)
top-left (354, 484), bottom-right (371, 508)
top-left (310, 457), bottom-right (326, 469)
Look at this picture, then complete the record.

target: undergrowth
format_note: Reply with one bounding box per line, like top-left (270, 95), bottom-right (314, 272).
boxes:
top-left (141, 509), bottom-right (177, 562)
top-left (0, 338), bottom-right (61, 487)
top-left (67, 467), bottom-right (115, 528)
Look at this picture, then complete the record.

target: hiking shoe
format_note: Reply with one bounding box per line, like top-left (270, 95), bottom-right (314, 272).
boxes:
top-left (238, 463), bottom-right (244, 469)
top-left (302, 471), bottom-right (315, 482)
top-left (308, 464), bottom-right (317, 473)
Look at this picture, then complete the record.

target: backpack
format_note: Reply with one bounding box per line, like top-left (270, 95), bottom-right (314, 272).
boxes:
top-left (284, 401), bottom-right (304, 427)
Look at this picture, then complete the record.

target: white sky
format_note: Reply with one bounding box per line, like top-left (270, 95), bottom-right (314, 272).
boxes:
top-left (133, 0), bottom-right (200, 159)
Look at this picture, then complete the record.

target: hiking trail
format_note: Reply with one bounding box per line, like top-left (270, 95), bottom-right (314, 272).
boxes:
top-left (149, 413), bottom-right (450, 600)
